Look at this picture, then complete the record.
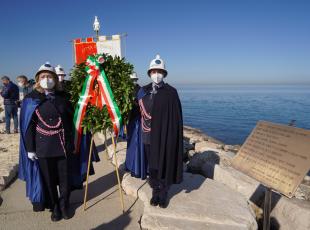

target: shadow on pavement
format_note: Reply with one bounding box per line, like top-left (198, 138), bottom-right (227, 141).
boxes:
top-left (69, 169), bottom-right (118, 216)
top-left (166, 173), bottom-right (206, 208)
top-left (91, 210), bottom-right (133, 230)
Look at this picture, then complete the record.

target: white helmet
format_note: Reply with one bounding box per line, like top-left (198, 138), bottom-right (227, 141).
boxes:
top-left (147, 54), bottom-right (168, 77)
top-left (55, 65), bottom-right (66, 76)
top-left (35, 62), bottom-right (56, 78)
top-left (130, 72), bottom-right (138, 80)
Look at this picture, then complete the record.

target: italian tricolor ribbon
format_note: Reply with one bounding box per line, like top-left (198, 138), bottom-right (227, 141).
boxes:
top-left (73, 55), bottom-right (122, 151)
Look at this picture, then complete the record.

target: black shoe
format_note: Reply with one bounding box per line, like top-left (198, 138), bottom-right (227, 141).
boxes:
top-left (158, 199), bottom-right (168, 208)
top-left (150, 196), bottom-right (159, 206)
top-left (51, 205), bottom-right (62, 222)
top-left (32, 202), bottom-right (45, 212)
top-left (60, 206), bottom-right (70, 220)
top-left (158, 193), bottom-right (168, 209)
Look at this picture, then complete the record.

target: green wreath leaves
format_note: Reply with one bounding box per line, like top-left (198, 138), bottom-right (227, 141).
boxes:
top-left (68, 54), bottom-right (135, 134)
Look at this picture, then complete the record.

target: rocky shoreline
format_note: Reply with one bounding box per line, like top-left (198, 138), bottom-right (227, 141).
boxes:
top-left (1, 124), bottom-right (310, 229)
top-left (103, 125), bottom-right (310, 230)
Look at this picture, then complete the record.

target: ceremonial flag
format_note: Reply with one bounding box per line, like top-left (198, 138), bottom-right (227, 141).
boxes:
top-left (74, 35), bottom-right (123, 64)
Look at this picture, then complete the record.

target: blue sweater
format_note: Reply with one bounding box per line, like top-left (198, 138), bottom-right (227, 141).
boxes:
top-left (1, 81), bottom-right (19, 105)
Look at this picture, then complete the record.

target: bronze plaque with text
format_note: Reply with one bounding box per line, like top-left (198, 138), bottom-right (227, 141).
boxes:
top-left (232, 121), bottom-right (310, 198)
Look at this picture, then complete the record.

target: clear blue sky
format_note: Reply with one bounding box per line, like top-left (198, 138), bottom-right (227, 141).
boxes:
top-left (0, 0), bottom-right (309, 85)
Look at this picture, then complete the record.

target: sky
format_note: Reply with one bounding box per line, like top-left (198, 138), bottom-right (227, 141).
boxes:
top-left (0, 0), bottom-right (309, 85)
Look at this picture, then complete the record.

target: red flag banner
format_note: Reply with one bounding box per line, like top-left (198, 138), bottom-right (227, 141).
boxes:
top-left (74, 38), bottom-right (97, 64)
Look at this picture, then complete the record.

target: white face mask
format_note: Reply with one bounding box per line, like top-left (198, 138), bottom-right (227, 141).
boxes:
top-left (150, 73), bottom-right (164, 84)
top-left (40, 78), bottom-right (55, 89)
top-left (18, 82), bottom-right (24, 88)
top-left (58, 75), bottom-right (65, 82)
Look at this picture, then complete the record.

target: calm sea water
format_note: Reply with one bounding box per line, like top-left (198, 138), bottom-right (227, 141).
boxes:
top-left (176, 85), bottom-right (310, 145)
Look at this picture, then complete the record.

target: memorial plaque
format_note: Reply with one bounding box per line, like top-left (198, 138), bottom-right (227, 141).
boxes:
top-left (232, 120), bottom-right (310, 198)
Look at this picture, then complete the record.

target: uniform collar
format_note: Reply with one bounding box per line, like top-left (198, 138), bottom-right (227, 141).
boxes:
top-left (152, 81), bottom-right (164, 89)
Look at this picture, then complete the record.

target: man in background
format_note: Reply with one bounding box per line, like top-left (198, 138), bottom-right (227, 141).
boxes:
top-left (0, 76), bottom-right (19, 134)
top-left (16, 75), bottom-right (33, 101)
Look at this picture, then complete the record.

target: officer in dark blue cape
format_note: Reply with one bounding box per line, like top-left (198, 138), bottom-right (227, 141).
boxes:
top-left (19, 62), bottom-right (99, 221)
top-left (125, 55), bottom-right (183, 208)
top-left (125, 73), bottom-right (147, 179)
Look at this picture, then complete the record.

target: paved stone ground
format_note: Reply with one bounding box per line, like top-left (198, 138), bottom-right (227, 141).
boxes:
top-left (0, 134), bottom-right (144, 230)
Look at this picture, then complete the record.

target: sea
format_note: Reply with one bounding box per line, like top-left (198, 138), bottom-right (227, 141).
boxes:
top-left (176, 84), bottom-right (310, 145)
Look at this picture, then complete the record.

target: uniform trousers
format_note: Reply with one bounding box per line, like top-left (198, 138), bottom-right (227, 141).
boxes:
top-left (37, 156), bottom-right (69, 209)
top-left (144, 144), bottom-right (169, 200)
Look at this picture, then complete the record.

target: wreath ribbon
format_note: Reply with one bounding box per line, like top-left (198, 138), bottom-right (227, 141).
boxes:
top-left (73, 55), bottom-right (122, 152)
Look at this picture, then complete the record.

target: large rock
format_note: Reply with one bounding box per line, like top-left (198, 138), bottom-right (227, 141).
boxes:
top-left (202, 164), bottom-right (261, 200)
top-left (183, 127), bottom-right (208, 144)
top-left (271, 196), bottom-right (310, 230)
top-left (200, 164), bottom-right (310, 230)
top-left (195, 141), bottom-right (234, 166)
top-left (141, 215), bottom-right (244, 230)
top-left (187, 151), bottom-right (220, 174)
top-left (195, 140), bottom-right (222, 153)
top-left (188, 149), bottom-right (196, 158)
top-left (122, 173), bottom-right (258, 230)
top-left (183, 139), bottom-right (194, 159)
top-left (295, 183), bottom-right (310, 200)
top-left (187, 141), bottom-right (235, 174)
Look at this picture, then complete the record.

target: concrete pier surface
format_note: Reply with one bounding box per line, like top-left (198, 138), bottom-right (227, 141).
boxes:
top-left (0, 134), bottom-right (144, 230)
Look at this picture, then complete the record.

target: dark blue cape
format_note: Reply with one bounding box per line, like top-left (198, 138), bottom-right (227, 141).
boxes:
top-left (19, 97), bottom-right (99, 204)
top-left (19, 97), bottom-right (44, 203)
top-left (125, 88), bottom-right (147, 179)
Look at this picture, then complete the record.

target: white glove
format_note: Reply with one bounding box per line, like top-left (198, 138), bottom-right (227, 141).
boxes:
top-left (27, 152), bottom-right (38, 161)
